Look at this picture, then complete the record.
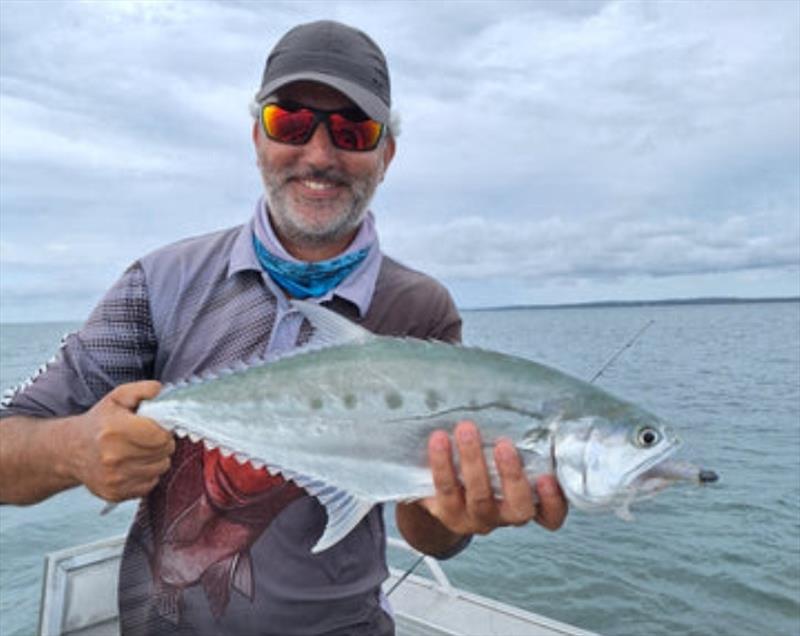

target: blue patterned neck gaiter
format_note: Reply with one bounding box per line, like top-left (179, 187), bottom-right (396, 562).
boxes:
top-left (252, 234), bottom-right (370, 299)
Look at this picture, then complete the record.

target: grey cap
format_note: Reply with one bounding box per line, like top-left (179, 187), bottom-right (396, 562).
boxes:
top-left (255, 20), bottom-right (391, 124)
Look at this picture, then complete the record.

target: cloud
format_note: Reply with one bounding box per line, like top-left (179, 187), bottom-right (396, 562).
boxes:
top-left (0, 95), bottom-right (185, 177)
top-left (0, 0), bottom-right (798, 321)
top-left (382, 209), bottom-right (800, 282)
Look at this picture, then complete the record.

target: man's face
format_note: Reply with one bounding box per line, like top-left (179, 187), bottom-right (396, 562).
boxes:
top-left (253, 81), bottom-right (395, 256)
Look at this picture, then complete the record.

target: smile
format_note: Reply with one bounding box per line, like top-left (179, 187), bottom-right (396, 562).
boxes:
top-left (300, 179), bottom-right (339, 191)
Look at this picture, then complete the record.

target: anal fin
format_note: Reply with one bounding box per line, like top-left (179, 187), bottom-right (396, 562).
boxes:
top-left (313, 493), bottom-right (375, 554)
top-left (288, 472), bottom-right (375, 553)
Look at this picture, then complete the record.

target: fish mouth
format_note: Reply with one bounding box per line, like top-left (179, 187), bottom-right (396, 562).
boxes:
top-left (622, 436), bottom-right (682, 490)
top-left (637, 459), bottom-right (719, 485)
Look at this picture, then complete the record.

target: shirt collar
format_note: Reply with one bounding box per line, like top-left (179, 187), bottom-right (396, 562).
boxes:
top-left (227, 197), bottom-right (382, 317)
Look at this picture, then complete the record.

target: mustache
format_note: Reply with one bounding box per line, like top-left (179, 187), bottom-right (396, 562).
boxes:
top-left (288, 168), bottom-right (350, 187)
top-left (254, 155), bottom-right (351, 188)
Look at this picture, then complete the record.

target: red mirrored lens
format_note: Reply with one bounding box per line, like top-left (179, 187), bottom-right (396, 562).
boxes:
top-left (262, 105), bottom-right (316, 145)
top-left (328, 114), bottom-right (383, 151)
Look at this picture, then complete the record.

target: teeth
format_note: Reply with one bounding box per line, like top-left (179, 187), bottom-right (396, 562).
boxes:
top-left (174, 427), bottom-right (187, 438)
top-left (188, 432), bottom-right (201, 443)
top-left (203, 439), bottom-right (217, 450)
top-left (220, 447), bottom-right (233, 458)
top-left (302, 179), bottom-right (335, 190)
top-left (234, 453), bottom-right (248, 464)
top-left (251, 460), bottom-right (265, 470)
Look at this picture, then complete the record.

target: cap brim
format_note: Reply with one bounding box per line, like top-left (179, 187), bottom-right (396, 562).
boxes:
top-left (255, 71), bottom-right (390, 124)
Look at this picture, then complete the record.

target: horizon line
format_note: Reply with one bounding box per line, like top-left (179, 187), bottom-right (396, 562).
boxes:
top-left (1, 295), bottom-right (798, 325)
top-left (461, 294), bottom-right (800, 312)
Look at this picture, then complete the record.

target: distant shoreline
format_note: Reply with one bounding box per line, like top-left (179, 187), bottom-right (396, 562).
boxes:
top-left (1, 296), bottom-right (798, 325)
top-left (463, 296), bottom-right (800, 312)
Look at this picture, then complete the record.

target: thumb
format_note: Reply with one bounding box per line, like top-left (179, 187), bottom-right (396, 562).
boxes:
top-left (107, 381), bottom-right (163, 412)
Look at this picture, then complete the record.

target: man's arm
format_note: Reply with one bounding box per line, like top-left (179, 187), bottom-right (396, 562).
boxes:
top-left (395, 420), bottom-right (568, 557)
top-left (0, 381), bottom-right (174, 505)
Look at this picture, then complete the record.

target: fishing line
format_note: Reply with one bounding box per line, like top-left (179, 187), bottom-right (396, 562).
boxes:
top-left (385, 553), bottom-right (425, 597)
top-left (588, 319), bottom-right (655, 384)
top-left (387, 318), bottom-right (657, 597)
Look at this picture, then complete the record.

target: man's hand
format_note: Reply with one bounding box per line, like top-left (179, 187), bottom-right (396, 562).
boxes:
top-left (0, 381), bottom-right (174, 505)
top-left (396, 420), bottom-right (567, 557)
top-left (70, 381), bottom-right (175, 503)
top-left (424, 420), bottom-right (567, 533)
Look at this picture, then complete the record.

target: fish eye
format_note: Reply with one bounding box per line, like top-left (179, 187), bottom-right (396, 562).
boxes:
top-left (636, 426), bottom-right (661, 448)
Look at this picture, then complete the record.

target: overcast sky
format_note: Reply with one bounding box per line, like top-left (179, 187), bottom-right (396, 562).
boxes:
top-left (1, 0), bottom-right (798, 322)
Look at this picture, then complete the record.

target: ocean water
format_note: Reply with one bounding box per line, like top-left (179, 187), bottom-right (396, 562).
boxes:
top-left (0, 302), bottom-right (798, 636)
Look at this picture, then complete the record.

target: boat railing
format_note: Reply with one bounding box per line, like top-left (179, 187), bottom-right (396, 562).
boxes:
top-left (39, 534), bottom-right (125, 636)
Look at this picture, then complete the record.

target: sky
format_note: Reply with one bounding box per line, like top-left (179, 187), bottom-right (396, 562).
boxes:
top-left (1, 0), bottom-right (798, 322)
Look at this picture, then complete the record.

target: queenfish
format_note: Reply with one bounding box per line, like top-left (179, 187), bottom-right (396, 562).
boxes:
top-left (138, 301), bottom-right (716, 553)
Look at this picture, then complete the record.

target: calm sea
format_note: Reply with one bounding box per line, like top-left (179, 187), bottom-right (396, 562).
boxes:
top-left (1, 302), bottom-right (798, 636)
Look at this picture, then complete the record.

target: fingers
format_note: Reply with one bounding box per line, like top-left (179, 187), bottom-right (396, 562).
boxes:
top-left (423, 421), bottom-right (567, 537)
top-left (75, 381), bottom-right (175, 503)
top-left (124, 415), bottom-right (176, 452)
top-left (426, 430), bottom-right (464, 521)
top-left (88, 450), bottom-right (172, 502)
top-left (108, 380), bottom-right (162, 411)
top-left (454, 422), bottom-right (498, 533)
top-left (102, 382), bottom-right (173, 450)
top-left (494, 439), bottom-right (536, 526)
top-left (100, 470), bottom-right (166, 502)
top-left (534, 475), bottom-right (568, 531)
top-left (127, 475), bottom-right (163, 500)
top-left (94, 409), bottom-right (174, 455)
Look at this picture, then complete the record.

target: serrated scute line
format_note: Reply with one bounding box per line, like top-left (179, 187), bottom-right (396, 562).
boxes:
top-left (174, 424), bottom-right (290, 481)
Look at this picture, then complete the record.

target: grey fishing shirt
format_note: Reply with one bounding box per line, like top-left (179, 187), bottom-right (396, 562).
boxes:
top-left (1, 199), bottom-right (462, 636)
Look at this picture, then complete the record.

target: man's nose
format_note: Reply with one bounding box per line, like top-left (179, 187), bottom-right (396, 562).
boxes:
top-left (301, 122), bottom-right (338, 167)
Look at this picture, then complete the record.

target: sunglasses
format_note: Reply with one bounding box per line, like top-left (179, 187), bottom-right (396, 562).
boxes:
top-left (260, 102), bottom-right (385, 152)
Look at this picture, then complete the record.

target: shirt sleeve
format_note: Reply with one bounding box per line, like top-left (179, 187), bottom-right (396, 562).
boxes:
top-left (0, 262), bottom-right (157, 419)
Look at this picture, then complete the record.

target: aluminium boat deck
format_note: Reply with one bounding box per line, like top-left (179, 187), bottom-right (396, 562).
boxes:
top-left (38, 535), bottom-right (599, 636)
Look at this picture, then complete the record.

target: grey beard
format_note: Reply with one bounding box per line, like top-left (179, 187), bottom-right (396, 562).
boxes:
top-left (259, 164), bottom-right (382, 248)
top-left (266, 188), bottom-right (367, 247)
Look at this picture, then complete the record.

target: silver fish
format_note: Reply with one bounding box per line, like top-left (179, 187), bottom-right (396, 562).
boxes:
top-left (138, 301), bottom-right (714, 553)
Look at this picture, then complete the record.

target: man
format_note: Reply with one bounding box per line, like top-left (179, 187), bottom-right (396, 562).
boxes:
top-left (0, 20), bottom-right (566, 635)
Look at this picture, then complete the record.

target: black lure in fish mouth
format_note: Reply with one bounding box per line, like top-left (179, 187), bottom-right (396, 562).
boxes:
top-left (698, 469), bottom-right (719, 483)
top-left (637, 460), bottom-right (720, 484)
top-left (631, 457), bottom-right (720, 504)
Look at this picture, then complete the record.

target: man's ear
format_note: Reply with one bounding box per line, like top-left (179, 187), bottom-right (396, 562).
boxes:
top-left (252, 119), bottom-right (261, 145)
top-left (380, 135), bottom-right (396, 181)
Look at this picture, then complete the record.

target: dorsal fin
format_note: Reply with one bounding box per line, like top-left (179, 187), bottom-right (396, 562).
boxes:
top-left (147, 302), bottom-right (374, 400)
top-left (290, 300), bottom-right (375, 349)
